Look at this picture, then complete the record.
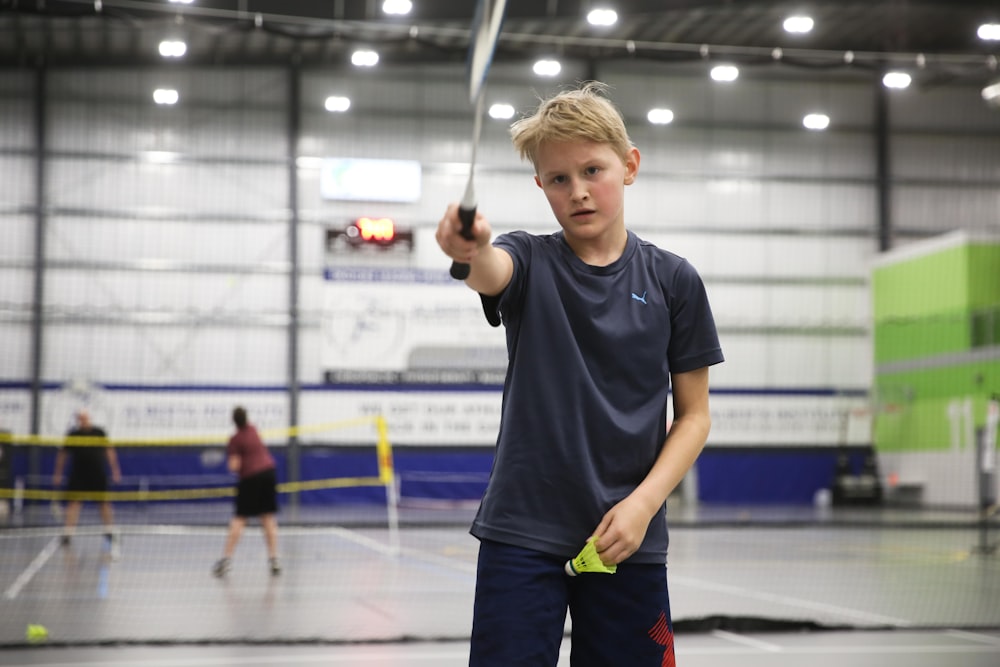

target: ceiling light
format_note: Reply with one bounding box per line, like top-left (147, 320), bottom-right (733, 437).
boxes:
top-left (533, 59), bottom-right (562, 77)
top-left (982, 80), bottom-right (1000, 109)
top-left (158, 39), bottom-right (187, 58)
top-left (488, 103), bottom-right (515, 120)
top-left (143, 151), bottom-right (180, 164)
top-left (382, 0), bottom-right (412, 16)
top-left (710, 64), bottom-right (739, 82)
top-left (324, 96), bottom-right (351, 112)
top-left (153, 88), bottom-right (179, 105)
top-left (783, 16), bottom-right (814, 34)
top-left (647, 108), bottom-right (674, 125)
top-left (168, 0), bottom-right (194, 4)
top-left (351, 49), bottom-right (379, 67)
top-left (803, 113), bottom-right (830, 130)
top-left (587, 8), bottom-right (618, 27)
top-left (978, 23), bottom-right (1000, 41)
top-left (882, 71), bottom-right (911, 89)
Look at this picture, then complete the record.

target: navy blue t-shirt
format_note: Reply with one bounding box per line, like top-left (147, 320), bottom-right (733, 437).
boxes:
top-left (472, 230), bottom-right (724, 564)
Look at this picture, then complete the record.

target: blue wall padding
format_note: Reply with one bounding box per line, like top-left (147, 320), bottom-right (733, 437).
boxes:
top-left (695, 449), bottom-right (867, 504)
top-left (14, 447), bottom-right (866, 506)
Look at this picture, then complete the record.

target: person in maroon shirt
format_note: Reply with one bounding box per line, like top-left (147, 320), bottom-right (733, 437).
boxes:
top-left (213, 406), bottom-right (281, 577)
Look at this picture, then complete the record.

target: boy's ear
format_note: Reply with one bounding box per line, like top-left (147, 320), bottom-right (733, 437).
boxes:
top-left (624, 147), bottom-right (641, 185)
top-left (534, 174), bottom-right (542, 189)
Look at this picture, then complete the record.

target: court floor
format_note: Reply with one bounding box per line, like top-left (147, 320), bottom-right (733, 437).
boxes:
top-left (4, 630), bottom-right (1000, 667)
top-left (1, 502), bottom-right (998, 666)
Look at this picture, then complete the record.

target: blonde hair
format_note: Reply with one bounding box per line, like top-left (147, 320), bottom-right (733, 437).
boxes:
top-left (510, 81), bottom-right (634, 168)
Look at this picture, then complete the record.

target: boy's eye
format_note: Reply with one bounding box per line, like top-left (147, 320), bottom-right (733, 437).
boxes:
top-left (585, 166), bottom-right (601, 176)
top-left (551, 175), bottom-right (567, 184)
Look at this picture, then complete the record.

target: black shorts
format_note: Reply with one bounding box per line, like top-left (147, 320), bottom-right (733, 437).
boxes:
top-left (67, 465), bottom-right (108, 494)
top-left (235, 468), bottom-right (278, 517)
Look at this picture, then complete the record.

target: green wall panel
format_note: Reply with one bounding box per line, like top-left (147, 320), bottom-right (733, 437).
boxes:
top-left (967, 245), bottom-right (1000, 309)
top-left (875, 360), bottom-right (999, 453)
top-left (872, 244), bottom-right (972, 364)
top-left (873, 235), bottom-right (1000, 454)
top-left (872, 244), bottom-right (969, 321)
top-left (874, 313), bottom-right (970, 363)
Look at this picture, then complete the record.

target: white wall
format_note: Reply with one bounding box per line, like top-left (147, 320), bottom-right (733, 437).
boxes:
top-left (1, 60), bottom-right (998, 450)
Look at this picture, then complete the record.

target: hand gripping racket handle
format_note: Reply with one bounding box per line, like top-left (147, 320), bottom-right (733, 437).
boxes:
top-left (449, 204), bottom-right (476, 280)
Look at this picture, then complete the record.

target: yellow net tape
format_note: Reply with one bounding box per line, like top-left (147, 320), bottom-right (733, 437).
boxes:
top-left (0, 476), bottom-right (388, 502)
top-left (0, 415), bottom-right (396, 503)
top-left (0, 415), bottom-right (384, 448)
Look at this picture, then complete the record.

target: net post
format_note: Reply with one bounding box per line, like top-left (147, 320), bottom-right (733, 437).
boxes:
top-left (376, 415), bottom-right (400, 556)
top-left (139, 476), bottom-right (150, 517)
top-left (973, 396), bottom-right (999, 555)
top-left (13, 476), bottom-right (24, 515)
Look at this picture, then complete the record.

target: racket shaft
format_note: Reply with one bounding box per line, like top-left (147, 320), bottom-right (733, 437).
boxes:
top-left (450, 0), bottom-right (504, 281)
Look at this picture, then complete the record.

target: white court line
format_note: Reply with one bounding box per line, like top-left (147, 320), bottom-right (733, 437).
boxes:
top-left (5, 641), bottom-right (1000, 667)
top-left (397, 545), bottom-right (478, 574)
top-left (728, 644), bottom-right (1000, 655)
top-left (3, 536), bottom-right (60, 600)
top-left (945, 629), bottom-right (1000, 646)
top-left (305, 525), bottom-right (477, 574)
top-left (117, 524), bottom-right (400, 559)
top-left (0, 653), bottom-right (475, 667)
top-left (316, 525), bottom-right (399, 557)
top-left (670, 574), bottom-right (913, 627)
top-left (711, 629), bottom-right (783, 652)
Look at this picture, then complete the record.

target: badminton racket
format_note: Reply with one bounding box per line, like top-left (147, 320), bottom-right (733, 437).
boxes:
top-left (449, 0), bottom-right (507, 280)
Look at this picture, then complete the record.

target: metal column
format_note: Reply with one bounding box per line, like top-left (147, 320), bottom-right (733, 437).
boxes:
top-left (286, 64), bottom-right (302, 512)
top-left (874, 72), bottom-right (892, 253)
top-left (28, 65), bottom-right (48, 482)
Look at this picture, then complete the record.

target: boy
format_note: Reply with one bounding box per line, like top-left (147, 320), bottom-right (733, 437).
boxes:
top-left (435, 82), bottom-right (724, 666)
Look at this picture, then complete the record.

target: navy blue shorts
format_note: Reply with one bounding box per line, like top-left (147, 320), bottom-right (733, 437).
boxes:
top-left (469, 539), bottom-right (675, 667)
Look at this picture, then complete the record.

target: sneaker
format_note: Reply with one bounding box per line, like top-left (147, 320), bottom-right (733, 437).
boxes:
top-left (105, 531), bottom-right (121, 561)
top-left (212, 558), bottom-right (231, 578)
top-left (269, 557), bottom-right (281, 576)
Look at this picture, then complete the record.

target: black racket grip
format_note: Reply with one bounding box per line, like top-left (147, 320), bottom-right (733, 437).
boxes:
top-left (449, 204), bottom-right (477, 280)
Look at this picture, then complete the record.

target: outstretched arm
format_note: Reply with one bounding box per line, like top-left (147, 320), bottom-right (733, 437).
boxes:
top-left (435, 203), bottom-right (512, 296)
top-left (592, 366), bottom-right (713, 565)
top-left (52, 449), bottom-right (68, 486)
top-left (106, 447), bottom-right (121, 484)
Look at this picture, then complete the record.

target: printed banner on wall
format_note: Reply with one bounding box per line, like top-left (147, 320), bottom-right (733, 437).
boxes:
top-left (0, 386), bottom-right (868, 448)
top-left (322, 266), bottom-right (507, 385)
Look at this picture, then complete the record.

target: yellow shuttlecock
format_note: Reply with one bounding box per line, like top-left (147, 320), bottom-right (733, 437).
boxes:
top-left (564, 536), bottom-right (617, 576)
top-left (26, 624), bottom-right (48, 643)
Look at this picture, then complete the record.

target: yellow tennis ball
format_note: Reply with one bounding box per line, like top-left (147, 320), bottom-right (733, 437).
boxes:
top-left (26, 624), bottom-right (48, 643)
top-left (564, 536), bottom-right (617, 576)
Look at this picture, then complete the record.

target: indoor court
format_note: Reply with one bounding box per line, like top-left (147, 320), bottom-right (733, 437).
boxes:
top-left (2, 1), bottom-right (999, 666)
top-left (2, 501), bottom-right (999, 665)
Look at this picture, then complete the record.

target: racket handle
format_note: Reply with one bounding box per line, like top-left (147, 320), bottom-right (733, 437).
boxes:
top-left (449, 204), bottom-right (477, 280)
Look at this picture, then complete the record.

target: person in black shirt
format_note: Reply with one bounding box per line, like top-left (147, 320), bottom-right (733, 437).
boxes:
top-left (52, 409), bottom-right (121, 554)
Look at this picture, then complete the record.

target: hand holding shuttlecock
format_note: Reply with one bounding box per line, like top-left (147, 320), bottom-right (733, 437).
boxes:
top-left (564, 536), bottom-right (617, 576)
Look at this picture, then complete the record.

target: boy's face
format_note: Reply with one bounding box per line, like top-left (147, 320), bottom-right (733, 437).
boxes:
top-left (533, 140), bottom-right (639, 250)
